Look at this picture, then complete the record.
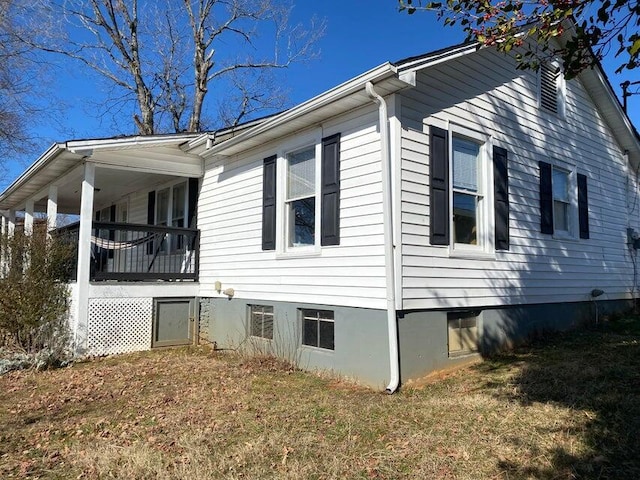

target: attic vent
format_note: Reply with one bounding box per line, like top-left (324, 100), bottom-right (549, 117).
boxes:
top-left (540, 63), bottom-right (560, 114)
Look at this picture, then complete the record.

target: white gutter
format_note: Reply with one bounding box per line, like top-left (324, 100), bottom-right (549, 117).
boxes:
top-left (366, 81), bottom-right (399, 394)
top-left (66, 133), bottom-right (199, 152)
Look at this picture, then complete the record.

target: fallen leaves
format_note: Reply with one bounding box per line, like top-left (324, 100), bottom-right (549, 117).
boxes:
top-left (0, 330), bottom-right (639, 479)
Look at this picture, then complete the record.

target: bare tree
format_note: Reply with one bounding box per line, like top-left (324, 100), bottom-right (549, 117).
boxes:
top-left (0, 0), bottom-right (33, 154)
top-left (21, 0), bottom-right (324, 135)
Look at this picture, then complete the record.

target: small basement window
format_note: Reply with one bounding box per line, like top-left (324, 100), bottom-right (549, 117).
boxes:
top-left (447, 311), bottom-right (479, 356)
top-left (301, 309), bottom-right (334, 350)
top-left (249, 305), bottom-right (274, 340)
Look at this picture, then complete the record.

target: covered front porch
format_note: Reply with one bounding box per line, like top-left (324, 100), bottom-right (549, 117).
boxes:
top-left (0, 134), bottom-right (204, 356)
top-left (57, 219), bottom-right (199, 282)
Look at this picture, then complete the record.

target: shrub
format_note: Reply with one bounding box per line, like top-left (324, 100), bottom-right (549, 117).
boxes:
top-left (0, 223), bottom-right (73, 369)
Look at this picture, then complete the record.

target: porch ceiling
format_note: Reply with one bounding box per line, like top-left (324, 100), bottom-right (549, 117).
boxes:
top-left (0, 134), bottom-right (203, 212)
top-left (33, 167), bottom-right (181, 214)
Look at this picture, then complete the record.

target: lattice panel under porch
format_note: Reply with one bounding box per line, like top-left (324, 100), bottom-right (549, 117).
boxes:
top-left (87, 298), bottom-right (153, 356)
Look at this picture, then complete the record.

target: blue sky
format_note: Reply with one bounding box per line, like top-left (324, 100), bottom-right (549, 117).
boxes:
top-left (3, 2), bottom-right (639, 188)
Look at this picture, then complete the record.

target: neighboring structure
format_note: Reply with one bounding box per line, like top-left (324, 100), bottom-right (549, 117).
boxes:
top-left (1, 38), bottom-right (639, 389)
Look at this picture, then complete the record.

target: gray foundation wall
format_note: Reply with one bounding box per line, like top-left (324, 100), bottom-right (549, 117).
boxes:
top-left (398, 298), bottom-right (632, 383)
top-left (210, 298), bottom-right (390, 389)
top-left (210, 296), bottom-right (631, 389)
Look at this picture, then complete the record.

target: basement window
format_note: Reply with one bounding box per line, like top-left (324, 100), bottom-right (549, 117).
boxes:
top-left (447, 311), bottom-right (479, 357)
top-left (301, 309), bottom-right (334, 350)
top-left (249, 305), bottom-right (274, 340)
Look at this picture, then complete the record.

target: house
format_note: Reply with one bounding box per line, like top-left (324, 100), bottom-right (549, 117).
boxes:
top-left (1, 38), bottom-right (639, 390)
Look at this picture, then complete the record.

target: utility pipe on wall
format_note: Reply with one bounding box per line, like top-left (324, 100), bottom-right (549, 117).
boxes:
top-left (366, 81), bottom-right (400, 394)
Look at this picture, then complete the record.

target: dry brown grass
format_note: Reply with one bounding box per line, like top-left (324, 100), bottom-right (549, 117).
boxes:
top-left (1, 317), bottom-right (639, 479)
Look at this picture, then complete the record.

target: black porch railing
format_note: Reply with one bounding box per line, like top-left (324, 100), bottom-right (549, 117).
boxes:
top-left (55, 221), bottom-right (200, 281)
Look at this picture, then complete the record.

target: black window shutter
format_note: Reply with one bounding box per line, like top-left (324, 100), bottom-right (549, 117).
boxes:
top-left (108, 205), bottom-right (116, 259)
top-left (321, 133), bottom-right (341, 246)
top-left (188, 177), bottom-right (199, 228)
top-left (147, 191), bottom-right (156, 225)
top-left (147, 191), bottom-right (156, 254)
top-left (262, 155), bottom-right (277, 250)
top-left (493, 146), bottom-right (509, 250)
top-left (578, 173), bottom-right (589, 239)
top-left (429, 126), bottom-right (450, 245)
top-left (539, 161), bottom-right (554, 234)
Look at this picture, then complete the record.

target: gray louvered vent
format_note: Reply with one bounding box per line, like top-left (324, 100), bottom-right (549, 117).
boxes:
top-left (540, 63), bottom-right (560, 113)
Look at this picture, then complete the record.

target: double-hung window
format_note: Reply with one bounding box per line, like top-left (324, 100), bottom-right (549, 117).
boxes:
top-left (262, 132), bottom-right (341, 253)
top-left (452, 137), bottom-right (483, 246)
top-left (552, 167), bottom-right (570, 234)
top-left (171, 182), bottom-right (186, 250)
top-left (539, 160), bottom-right (590, 239)
top-left (155, 181), bottom-right (187, 253)
top-left (430, 125), bottom-right (508, 252)
top-left (286, 146), bottom-right (316, 248)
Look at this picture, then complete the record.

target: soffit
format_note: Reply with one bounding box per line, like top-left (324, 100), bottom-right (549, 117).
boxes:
top-left (0, 138), bottom-right (204, 212)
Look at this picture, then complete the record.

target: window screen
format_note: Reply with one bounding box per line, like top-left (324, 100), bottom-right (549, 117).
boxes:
top-left (249, 305), bottom-right (274, 340)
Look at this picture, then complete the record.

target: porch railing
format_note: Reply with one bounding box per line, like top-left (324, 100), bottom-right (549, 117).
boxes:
top-left (55, 221), bottom-right (200, 282)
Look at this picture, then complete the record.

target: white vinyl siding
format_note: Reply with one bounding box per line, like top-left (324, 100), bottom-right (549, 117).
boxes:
top-left (198, 106), bottom-right (388, 309)
top-left (399, 46), bottom-right (636, 310)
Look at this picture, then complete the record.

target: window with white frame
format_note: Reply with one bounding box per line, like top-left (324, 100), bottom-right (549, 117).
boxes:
top-left (539, 159), bottom-right (584, 238)
top-left (249, 305), bottom-right (274, 340)
top-left (301, 309), bottom-right (334, 350)
top-left (552, 167), bottom-right (571, 233)
top-left (286, 146), bottom-right (316, 248)
top-left (156, 181), bottom-right (187, 252)
top-left (451, 136), bottom-right (486, 248)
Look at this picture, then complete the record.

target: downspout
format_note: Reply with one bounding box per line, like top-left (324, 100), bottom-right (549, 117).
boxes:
top-left (366, 81), bottom-right (399, 394)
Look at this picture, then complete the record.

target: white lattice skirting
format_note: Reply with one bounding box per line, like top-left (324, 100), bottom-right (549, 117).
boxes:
top-left (87, 298), bottom-right (153, 356)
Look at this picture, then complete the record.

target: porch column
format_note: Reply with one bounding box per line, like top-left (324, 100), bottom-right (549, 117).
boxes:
top-left (47, 185), bottom-right (58, 232)
top-left (24, 199), bottom-right (34, 235)
top-left (0, 214), bottom-right (5, 276)
top-left (2, 210), bottom-right (15, 278)
top-left (7, 209), bottom-right (15, 236)
top-left (75, 162), bottom-right (95, 356)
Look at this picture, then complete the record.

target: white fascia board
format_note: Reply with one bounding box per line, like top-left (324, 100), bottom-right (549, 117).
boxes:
top-left (394, 43), bottom-right (480, 75)
top-left (0, 143), bottom-right (67, 205)
top-left (202, 63), bottom-right (398, 157)
top-left (589, 67), bottom-right (640, 160)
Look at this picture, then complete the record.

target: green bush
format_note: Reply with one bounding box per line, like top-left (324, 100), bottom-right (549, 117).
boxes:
top-left (0, 224), bottom-right (73, 365)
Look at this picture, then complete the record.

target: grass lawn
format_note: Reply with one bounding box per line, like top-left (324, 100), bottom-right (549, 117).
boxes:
top-left (1, 317), bottom-right (639, 479)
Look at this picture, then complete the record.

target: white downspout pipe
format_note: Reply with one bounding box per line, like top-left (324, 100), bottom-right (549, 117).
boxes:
top-left (366, 81), bottom-right (399, 394)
